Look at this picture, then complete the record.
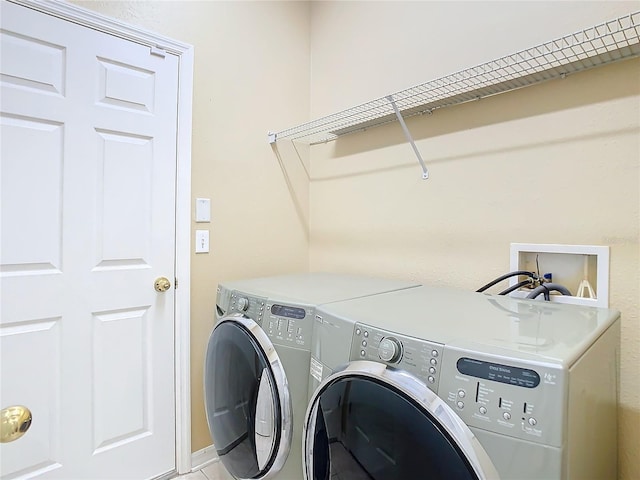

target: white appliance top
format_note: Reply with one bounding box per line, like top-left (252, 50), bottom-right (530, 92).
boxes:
top-left (317, 285), bottom-right (620, 367)
top-left (220, 272), bottom-right (419, 305)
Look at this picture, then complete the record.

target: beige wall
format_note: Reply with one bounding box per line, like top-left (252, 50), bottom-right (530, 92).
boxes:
top-left (70, 1), bottom-right (639, 477)
top-left (308, 2), bottom-right (639, 479)
top-left (72, 0), bottom-right (311, 452)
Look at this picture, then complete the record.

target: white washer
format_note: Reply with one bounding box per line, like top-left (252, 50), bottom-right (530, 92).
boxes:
top-left (307, 285), bottom-right (620, 479)
top-left (204, 273), bottom-right (419, 479)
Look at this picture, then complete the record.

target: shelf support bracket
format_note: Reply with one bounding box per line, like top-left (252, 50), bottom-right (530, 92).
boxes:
top-left (386, 95), bottom-right (428, 179)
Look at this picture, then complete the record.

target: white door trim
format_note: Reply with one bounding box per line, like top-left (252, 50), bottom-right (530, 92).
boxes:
top-left (6, 0), bottom-right (194, 475)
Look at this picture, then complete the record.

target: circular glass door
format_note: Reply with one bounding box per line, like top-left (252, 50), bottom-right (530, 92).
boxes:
top-left (304, 361), bottom-right (498, 480)
top-left (205, 315), bottom-right (292, 479)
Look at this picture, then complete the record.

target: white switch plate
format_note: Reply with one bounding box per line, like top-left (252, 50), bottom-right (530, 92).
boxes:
top-left (195, 198), bottom-right (211, 222)
top-left (195, 230), bottom-right (209, 253)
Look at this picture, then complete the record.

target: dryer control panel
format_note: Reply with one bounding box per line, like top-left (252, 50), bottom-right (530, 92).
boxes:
top-left (227, 291), bottom-right (313, 349)
top-left (228, 291), bottom-right (267, 324)
top-left (349, 322), bottom-right (444, 393)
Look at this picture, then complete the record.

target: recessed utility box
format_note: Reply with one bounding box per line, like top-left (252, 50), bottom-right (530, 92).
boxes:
top-left (509, 243), bottom-right (609, 308)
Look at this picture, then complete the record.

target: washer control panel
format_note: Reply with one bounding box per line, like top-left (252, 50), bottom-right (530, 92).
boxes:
top-left (349, 322), bottom-right (444, 392)
top-left (438, 346), bottom-right (565, 446)
top-left (228, 291), bottom-right (313, 349)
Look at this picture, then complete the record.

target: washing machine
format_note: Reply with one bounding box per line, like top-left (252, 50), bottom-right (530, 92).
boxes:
top-left (306, 285), bottom-right (620, 480)
top-left (204, 272), bottom-right (419, 479)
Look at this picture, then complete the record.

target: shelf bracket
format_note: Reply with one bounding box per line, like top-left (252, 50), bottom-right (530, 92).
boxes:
top-left (387, 95), bottom-right (429, 179)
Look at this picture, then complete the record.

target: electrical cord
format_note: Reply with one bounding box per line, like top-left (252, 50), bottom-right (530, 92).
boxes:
top-left (476, 270), bottom-right (537, 293)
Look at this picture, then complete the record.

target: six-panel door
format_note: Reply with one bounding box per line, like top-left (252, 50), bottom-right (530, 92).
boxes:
top-left (0, 2), bottom-right (179, 478)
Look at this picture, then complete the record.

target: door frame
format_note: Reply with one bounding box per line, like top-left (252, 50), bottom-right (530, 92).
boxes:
top-left (6, 0), bottom-right (194, 474)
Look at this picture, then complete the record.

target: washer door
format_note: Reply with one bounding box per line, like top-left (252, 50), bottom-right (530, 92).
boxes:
top-left (205, 315), bottom-right (292, 479)
top-left (303, 361), bottom-right (499, 480)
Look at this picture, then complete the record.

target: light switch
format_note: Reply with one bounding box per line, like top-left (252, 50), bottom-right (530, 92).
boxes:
top-left (195, 230), bottom-right (209, 253)
top-left (195, 198), bottom-right (211, 222)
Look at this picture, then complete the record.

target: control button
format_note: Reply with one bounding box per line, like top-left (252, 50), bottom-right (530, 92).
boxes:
top-left (360, 350), bottom-right (366, 357)
top-left (431, 350), bottom-right (439, 357)
top-left (503, 412), bottom-right (511, 421)
top-left (456, 401), bottom-right (464, 409)
top-left (378, 337), bottom-right (402, 363)
top-left (479, 406), bottom-right (487, 415)
top-left (363, 331), bottom-right (369, 338)
top-left (429, 367), bottom-right (436, 375)
top-left (237, 297), bottom-right (249, 312)
top-left (362, 340), bottom-right (367, 347)
top-left (428, 376), bottom-right (435, 383)
top-left (457, 390), bottom-right (466, 398)
top-left (356, 328), bottom-right (361, 335)
top-left (528, 417), bottom-right (537, 426)
top-left (430, 358), bottom-right (438, 366)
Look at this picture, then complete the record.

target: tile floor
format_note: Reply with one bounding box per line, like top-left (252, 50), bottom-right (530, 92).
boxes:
top-left (172, 461), bottom-right (229, 480)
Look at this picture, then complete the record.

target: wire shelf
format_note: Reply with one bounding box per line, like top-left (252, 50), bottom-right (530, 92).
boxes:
top-left (270, 11), bottom-right (640, 145)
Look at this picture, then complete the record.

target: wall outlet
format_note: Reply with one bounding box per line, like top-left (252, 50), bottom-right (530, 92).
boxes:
top-left (509, 243), bottom-right (609, 307)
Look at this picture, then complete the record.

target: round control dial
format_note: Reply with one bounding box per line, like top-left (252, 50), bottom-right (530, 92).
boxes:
top-left (236, 297), bottom-right (249, 312)
top-left (378, 337), bottom-right (402, 363)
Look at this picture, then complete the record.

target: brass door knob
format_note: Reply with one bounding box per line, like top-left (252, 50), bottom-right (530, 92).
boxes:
top-left (1, 405), bottom-right (32, 443)
top-left (154, 277), bottom-right (171, 292)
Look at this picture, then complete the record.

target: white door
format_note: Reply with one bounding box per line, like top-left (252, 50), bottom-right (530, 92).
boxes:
top-left (1, 1), bottom-right (178, 478)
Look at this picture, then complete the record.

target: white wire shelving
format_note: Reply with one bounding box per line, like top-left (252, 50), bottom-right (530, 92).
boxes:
top-left (268, 11), bottom-right (640, 178)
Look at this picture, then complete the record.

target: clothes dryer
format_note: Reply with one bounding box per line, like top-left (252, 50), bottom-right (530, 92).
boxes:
top-left (306, 285), bottom-right (620, 480)
top-left (204, 273), bottom-right (419, 480)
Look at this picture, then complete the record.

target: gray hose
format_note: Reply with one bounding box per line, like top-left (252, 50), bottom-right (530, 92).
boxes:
top-left (526, 283), bottom-right (572, 300)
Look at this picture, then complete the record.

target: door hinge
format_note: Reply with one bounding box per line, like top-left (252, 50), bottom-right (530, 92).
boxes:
top-left (150, 45), bottom-right (166, 58)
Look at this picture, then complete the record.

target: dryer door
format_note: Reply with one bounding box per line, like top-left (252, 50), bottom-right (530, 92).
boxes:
top-left (303, 361), bottom-right (499, 480)
top-left (205, 315), bottom-right (292, 480)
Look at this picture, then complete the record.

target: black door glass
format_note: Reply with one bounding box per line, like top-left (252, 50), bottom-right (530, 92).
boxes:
top-left (205, 321), bottom-right (282, 479)
top-left (310, 376), bottom-right (479, 480)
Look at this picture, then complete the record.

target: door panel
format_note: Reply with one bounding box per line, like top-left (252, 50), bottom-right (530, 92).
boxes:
top-left (96, 58), bottom-right (155, 113)
top-left (94, 129), bottom-right (153, 268)
top-left (0, 115), bottom-right (63, 273)
top-left (0, 29), bottom-right (65, 95)
top-left (92, 307), bottom-right (151, 454)
top-left (0, 319), bottom-right (63, 478)
top-left (0, 1), bottom-right (178, 478)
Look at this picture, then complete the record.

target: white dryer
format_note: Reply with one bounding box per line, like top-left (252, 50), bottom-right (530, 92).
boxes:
top-left (307, 285), bottom-right (620, 479)
top-left (204, 272), bottom-right (419, 479)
